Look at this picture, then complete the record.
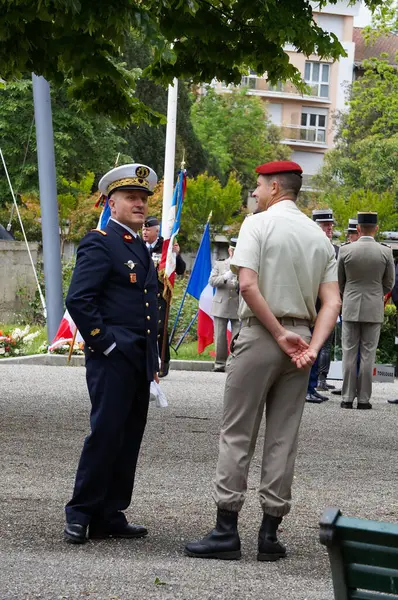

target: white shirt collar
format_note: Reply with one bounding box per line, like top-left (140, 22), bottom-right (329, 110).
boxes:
top-left (359, 236), bottom-right (375, 240)
top-left (110, 218), bottom-right (137, 238)
top-left (146, 237), bottom-right (159, 249)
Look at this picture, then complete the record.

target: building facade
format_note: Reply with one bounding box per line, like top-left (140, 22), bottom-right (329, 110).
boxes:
top-left (209, 1), bottom-right (360, 192)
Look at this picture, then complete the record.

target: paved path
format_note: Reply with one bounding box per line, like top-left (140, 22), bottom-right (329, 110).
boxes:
top-left (1, 366), bottom-right (397, 600)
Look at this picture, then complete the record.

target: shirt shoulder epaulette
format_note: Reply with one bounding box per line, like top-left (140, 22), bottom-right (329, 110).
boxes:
top-left (90, 229), bottom-right (107, 236)
top-left (380, 242), bottom-right (390, 247)
top-left (340, 241), bottom-right (351, 246)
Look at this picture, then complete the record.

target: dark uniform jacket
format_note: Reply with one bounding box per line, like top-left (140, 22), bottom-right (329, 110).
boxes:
top-left (66, 219), bottom-right (159, 381)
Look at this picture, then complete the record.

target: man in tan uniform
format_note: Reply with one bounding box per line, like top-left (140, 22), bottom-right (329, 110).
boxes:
top-left (209, 238), bottom-right (240, 372)
top-left (185, 161), bottom-right (341, 561)
top-left (338, 212), bottom-right (394, 409)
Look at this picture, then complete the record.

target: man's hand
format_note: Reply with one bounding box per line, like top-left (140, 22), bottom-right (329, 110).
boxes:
top-left (172, 242), bottom-right (180, 254)
top-left (275, 329), bottom-right (309, 359)
top-left (290, 347), bottom-right (318, 370)
top-left (224, 270), bottom-right (233, 281)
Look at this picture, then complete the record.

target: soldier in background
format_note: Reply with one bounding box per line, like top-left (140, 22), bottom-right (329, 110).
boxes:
top-left (209, 239), bottom-right (240, 372)
top-left (338, 212), bottom-right (395, 409)
top-left (305, 209), bottom-right (339, 399)
top-left (142, 216), bottom-right (186, 377)
top-left (346, 218), bottom-right (359, 243)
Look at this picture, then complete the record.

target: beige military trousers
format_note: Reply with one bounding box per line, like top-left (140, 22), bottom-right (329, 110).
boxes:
top-left (213, 318), bottom-right (311, 517)
top-left (214, 317), bottom-right (241, 369)
top-left (342, 321), bottom-right (382, 404)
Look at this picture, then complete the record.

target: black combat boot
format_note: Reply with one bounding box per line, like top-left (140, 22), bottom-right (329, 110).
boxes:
top-left (185, 509), bottom-right (241, 560)
top-left (257, 513), bottom-right (286, 561)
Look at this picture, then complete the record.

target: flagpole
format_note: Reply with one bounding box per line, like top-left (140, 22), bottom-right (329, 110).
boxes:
top-left (162, 79), bottom-right (178, 238)
top-left (169, 212), bottom-right (213, 346)
top-left (67, 328), bottom-right (78, 363)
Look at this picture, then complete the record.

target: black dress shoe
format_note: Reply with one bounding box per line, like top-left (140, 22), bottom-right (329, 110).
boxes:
top-left (331, 389), bottom-right (342, 396)
top-left (306, 391), bottom-right (328, 403)
top-left (340, 401), bottom-right (353, 409)
top-left (316, 379), bottom-right (329, 392)
top-left (89, 523), bottom-right (148, 539)
top-left (213, 366), bottom-right (225, 373)
top-left (64, 523), bottom-right (87, 544)
top-left (357, 402), bottom-right (372, 410)
top-left (185, 509), bottom-right (241, 560)
top-left (257, 514), bottom-right (286, 562)
top-left (387, 399), bottom-right (398, 404)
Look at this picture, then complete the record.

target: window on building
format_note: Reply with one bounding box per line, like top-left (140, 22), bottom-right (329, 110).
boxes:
top-left (300, 111), bottom-right (327, 143)
top-left (304, 62), bottom-right (330, 98)
top-left (241, 75), bottom-right (257, 89)
top-left (268, 81), bottom-right (284, 92)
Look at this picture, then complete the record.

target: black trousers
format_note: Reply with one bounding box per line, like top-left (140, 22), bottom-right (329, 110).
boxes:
top-left (65, 350), bottom-right (150, 526)
top-left (318, 330), bottom-right (334, 381)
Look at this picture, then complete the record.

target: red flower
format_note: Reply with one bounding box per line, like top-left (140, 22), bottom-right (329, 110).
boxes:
top-left (5, 346), bottom-right (10, 352)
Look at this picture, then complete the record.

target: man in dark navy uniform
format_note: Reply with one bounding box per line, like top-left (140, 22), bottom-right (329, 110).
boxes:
top-left (64, 163), bottom-right (159, 544)
top-left (142, 216), bottom-right (186, 377)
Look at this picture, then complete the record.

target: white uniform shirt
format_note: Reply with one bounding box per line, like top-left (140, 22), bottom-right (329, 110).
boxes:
top-left (231, 200), bottom-right (337, 324)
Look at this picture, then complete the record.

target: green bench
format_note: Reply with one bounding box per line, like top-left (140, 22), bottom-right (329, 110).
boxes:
top-left (319, 508), bottom-right (398, 600)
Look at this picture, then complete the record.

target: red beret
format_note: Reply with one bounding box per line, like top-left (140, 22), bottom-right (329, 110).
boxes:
top-left (255, 161), bottom-right (303, 176)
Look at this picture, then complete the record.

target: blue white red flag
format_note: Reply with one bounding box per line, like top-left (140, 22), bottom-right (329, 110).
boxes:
top-left (186, 221), bottom-right (214, 353)
top-left (159, 169), bottom-right (186, 298)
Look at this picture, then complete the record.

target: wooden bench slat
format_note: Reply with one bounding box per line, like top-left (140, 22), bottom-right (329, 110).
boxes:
top-left (342, 540), bottom-right (398, 570)
top-left (337, 517), bottom-right (398, 548)
top-left (346, 564), bottom-right (398, 595)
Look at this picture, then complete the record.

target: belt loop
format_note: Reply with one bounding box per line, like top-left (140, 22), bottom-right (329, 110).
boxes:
top-left (292, 318), bottom-right (296, 326)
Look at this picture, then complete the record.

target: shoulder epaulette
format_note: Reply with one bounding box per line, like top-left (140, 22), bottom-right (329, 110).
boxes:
top-left (91, 229), bottom-right (107, 236)
top-left (340, 241), bottom-right (351, 246)
top-left (380, 242), bottom-right (390, 247)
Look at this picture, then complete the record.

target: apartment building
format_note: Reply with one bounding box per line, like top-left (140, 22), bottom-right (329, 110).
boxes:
top-left (210, 1), bottom-right (360, 192)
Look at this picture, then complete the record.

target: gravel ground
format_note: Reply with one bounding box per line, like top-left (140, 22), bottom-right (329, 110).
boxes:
top-left (0, 366), bottom-right (397, 600)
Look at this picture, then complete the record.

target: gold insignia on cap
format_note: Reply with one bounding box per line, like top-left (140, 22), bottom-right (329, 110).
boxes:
top-left (136, 166), bottom-right (150, 178)
top-left (90, 328), bottom-right (100, 337)
top-left (107, 177), bottom-right (150, 195)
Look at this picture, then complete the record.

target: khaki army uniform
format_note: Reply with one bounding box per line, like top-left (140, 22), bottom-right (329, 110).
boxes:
top-left (213, 200), bottom-right (337, 517)
top-left (338, 237), bottom-right (395, 404)
top-left (209, 258), bottom-right (240, 370)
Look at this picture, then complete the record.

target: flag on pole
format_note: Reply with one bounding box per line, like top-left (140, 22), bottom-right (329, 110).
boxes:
top-left (186, 221), bottom-right (214, 353)
top-left (159, 169), bottom-right (186, 298)
top-left (48, 309), bottom-right (83, 351)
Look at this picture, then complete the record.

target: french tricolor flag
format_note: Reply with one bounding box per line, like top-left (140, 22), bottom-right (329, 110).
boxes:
top-left (186, 222), bottom-right (214, 353)
top-left (159, 169), bottom-right (186, 298)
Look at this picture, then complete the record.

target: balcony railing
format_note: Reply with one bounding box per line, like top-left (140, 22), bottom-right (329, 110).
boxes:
top-left (282, 125), bottom-right (327, 145)
top-left (229, 77), bottom-right (330, 100)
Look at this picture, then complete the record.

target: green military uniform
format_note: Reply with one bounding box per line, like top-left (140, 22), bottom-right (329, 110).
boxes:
top-left (338, 212), bottom-right (395, 408)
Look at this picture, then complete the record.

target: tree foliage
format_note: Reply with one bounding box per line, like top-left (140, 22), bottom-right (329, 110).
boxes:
top-left (0, 79), bottom-right (129, 205)
top-left (0, 0), bottom-right (383, 124)
top-left (121, 33), bottom-right (210, 179)
top-left (324, 189), bottom-right (398, 237)
top-left (315, 55), bottom-right (398, 201)
top-left (191, 88), bottom-right (290, 194)
top-left (181, 172), bottom-right (243, 247)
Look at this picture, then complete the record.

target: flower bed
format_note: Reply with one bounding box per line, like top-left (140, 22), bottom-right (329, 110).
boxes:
top-left (0, 326), bottom-right (40, 357)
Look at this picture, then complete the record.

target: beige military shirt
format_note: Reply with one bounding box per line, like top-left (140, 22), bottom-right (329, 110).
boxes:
top-left (231, 200), bottom-right (337, 324)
